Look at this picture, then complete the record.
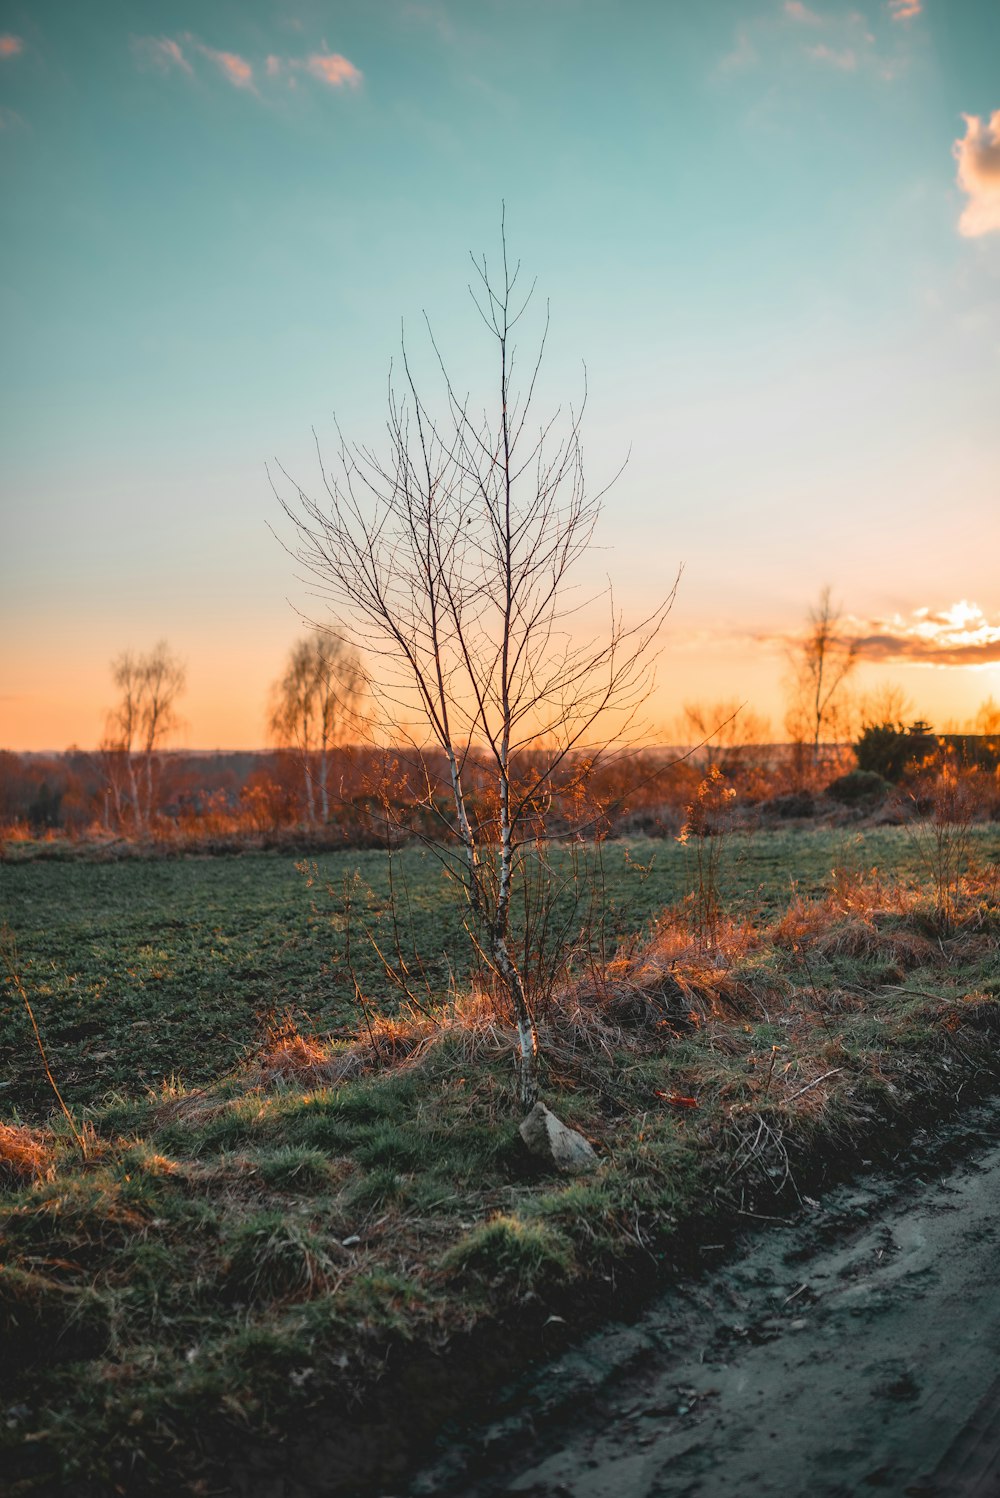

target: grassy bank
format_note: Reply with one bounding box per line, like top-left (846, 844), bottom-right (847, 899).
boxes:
top-left (4, 827), bottom-right (996, 1114)
top-left (1, 833), bottom-right (998, 1495)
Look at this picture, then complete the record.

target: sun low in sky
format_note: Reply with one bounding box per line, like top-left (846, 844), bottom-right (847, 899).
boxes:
top-left (1, 0), bottom-right (998, 751)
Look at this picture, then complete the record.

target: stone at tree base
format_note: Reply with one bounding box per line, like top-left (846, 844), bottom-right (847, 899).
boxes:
top-left (519, 1103), bottom-right (598, 1174)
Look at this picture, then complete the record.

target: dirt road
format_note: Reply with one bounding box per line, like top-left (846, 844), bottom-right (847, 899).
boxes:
top-left (401, 1102), bottom-right (1000, 1498)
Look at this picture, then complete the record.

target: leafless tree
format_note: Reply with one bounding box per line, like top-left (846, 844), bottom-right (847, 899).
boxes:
top-left (680, 699), bottom-right (771, 773)
top-left (103, 641), bottom-right (185, 831)
top-left (858, 681), bottom-right (912, 733)
top-left (269, 630), bottom-right (366, 825)
top-left (273, 222), bottom-right (678, 1106)
top-left (785, 588), bottom-right (858, 767)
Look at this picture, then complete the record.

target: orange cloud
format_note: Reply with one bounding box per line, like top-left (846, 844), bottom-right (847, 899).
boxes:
top-left (851, 603), bottom-right (1000, 667)
top-left (0, 33), bottom-right (23, 58)
top-left (954, 111), bottom-right (1000, 238)
top-left (132, 36), bottom-right (192, 75)
top-left (888, 0), bottom-right (921, 19)
top-left (266, 54), bottom-right (282, 77)
top-left (198, 45), bottom-right (254, 89)
top-left (306, 52), bottom-right (362, 87)
top-left (750, 602), bottom-right (1000, 668)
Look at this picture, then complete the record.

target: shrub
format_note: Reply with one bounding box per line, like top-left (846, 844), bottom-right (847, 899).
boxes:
top-left (854, 723), bottom-right (910, 782)
top-left (825, 770), bottom-right (890, 807)
top-left (770, 790), bottom-right (815, 819)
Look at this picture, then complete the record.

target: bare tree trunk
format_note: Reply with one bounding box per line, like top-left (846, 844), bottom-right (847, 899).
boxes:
top-left (302, 752), bottom-right (316, 827)
top-left (126, 751), bottom-right (142, 832)
top-left (319, 740), bottom-right (330, 824)
top-left (491, 927), bottom-right (538, 1107)
top-left (448, 745), bottom-right (538, 1107)
top-left (143, 750), bottom-right (155, 830)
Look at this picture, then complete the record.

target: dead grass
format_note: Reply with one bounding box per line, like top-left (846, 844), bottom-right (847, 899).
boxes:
top-left (0, 1120), bottom-right (54, 1185)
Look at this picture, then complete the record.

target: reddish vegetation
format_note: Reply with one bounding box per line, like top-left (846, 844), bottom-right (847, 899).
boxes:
top-left (1, 737), bottom-right (998, 852)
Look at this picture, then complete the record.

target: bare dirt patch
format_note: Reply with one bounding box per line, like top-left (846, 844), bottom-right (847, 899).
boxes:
top-left (403, 1098), bottom-right (1000, 1498)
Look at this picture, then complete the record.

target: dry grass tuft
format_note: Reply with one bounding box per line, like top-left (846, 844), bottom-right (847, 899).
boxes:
top-left (813, 916), bottom-right (933, 971)
top-left (770, 885), bottom-right (933, 972)
top-left (151, 1089), bottom-right (228, 1129)
top-left (0, 1120), bottom-right (54, 1186)
top-left (251, 1008), bottom-right (440, 1090)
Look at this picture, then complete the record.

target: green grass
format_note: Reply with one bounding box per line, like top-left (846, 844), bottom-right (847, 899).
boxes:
top-left (1, 828), bottom-right (999, 1495)
top-left (4, 827), bottom-right (998, 1116)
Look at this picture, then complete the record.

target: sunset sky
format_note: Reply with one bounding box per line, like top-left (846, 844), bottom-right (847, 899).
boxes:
top-left (2, 0), bottom-right (998, 752)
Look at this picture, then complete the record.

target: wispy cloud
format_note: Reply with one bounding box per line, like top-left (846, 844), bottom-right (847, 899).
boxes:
top-left (0, 33), bottom-right (23, 58)
top-left (132, 36), bottom-right (193, 76)
top-left (719, 5), bottom-right (895, 82)
top-left (304, 52), bottom-right (362, 87)
top-left (718, 28), bottom-right (758, 74)
top-left (0, 105), bottom-right (26, 129)
top-left (131, 33), bottom-right (362, 97)
top-left (954, 111), bottom-right (1000, 239)
top-left (807, 42), bottom-right (857, 70)
top-left (888, 0), bottom-right (922, 19)
top-left (784, 2), bottom-right (822, 23)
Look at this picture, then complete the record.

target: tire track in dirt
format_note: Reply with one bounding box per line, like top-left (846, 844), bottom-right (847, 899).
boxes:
top-left (401, 1101), bottom-right (1000, 1498)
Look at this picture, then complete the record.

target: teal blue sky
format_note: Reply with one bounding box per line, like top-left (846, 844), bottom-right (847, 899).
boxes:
top-left (2, 0), bottom-right (999, 748)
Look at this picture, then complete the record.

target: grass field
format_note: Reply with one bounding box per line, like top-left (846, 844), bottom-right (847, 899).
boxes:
top-left (6, 825), bottom-right (997, 1116)
top-left (2, 825), bottom-right (999, 1496)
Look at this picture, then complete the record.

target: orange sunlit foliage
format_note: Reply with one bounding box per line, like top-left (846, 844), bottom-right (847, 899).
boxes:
top-left (2, 715), bottom-right (998, 851)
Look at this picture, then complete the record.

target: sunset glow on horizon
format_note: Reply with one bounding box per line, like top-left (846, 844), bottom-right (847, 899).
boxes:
top-left (2, 0), bottom-right (998, 753)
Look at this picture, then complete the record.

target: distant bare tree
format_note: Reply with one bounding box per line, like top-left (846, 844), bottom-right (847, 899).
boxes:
top-left (858, 681), bottom-right (912, 732)
top-left (103, 641), bottom-right (185, 831)
top-left (785, 588), bottom-right (858, 767)
top-left (273, 221), bottom-right (678, 1105)
top-left (269, 631), bottom-right (366, 825)
top-left (680, 699), bottom-right (771, 772)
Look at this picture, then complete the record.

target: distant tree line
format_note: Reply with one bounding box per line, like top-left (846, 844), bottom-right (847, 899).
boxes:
top-left (2, 624), bottom-right (999, 846)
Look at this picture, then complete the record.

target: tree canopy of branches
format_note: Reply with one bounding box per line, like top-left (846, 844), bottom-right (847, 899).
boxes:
top-left (274, 224), bottom-right (678, 1105)
top-left (680, 699), bottom-right (771, 773)
top-left (785, 587), bottom-right (858, 766)
top-left (269, 631), bottom-right (366, 826)
top-left (102, 642), bottom-right (185, 832)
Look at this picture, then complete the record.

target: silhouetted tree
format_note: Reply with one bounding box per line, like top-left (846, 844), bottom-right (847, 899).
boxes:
top-left (785, 588), bottom-right (858, 767)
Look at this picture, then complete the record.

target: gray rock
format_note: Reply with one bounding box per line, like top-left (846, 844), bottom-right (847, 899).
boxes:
top-left (520, 1103), bottom-right (598, 1175)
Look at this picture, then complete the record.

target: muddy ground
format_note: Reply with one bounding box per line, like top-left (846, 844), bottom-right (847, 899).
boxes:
top-left (393, 1100), bottom-right (1000, 1498)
